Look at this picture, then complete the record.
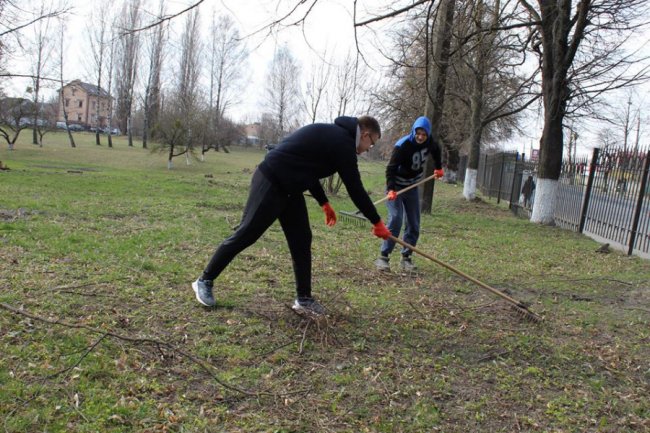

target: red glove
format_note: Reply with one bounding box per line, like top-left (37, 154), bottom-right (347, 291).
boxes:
top-left (372, 221), bottom-right (391, 240)
top-left (434, 169), bottom-right (444, 179)
top-left (322, 202), bottom-right (337, 227)
top-left (386, 190), bottom-right (398, 201)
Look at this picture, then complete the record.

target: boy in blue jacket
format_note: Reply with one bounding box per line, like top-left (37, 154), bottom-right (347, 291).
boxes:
top-left (375, 116), bottom-right (443, 272)
top-left (193, 116), bottom-right (391, 315)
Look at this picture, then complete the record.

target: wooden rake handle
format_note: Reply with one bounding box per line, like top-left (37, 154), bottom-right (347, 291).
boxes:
top-left (372, 173), bottom-right (439, 207)
top-left (388, 235), bottom-right (527, 308)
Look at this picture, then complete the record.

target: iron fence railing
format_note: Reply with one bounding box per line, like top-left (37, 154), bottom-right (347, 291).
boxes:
top-left (467, 147), bottom-right (650, 258)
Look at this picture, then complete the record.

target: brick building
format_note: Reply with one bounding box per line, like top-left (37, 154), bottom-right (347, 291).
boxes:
top-left (58, 80), bottom-right (112, 129)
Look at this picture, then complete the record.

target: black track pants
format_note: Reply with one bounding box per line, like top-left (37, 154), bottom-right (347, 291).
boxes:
top-left (202, 169), bottom-right (313, 298)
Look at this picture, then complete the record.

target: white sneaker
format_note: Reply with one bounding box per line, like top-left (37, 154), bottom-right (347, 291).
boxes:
top-left (292, 297), bottom-right (326, 316)
top-left (400, 256), bottom-right (417, 272)
top-left (374, 256), bottom-right (390, 272)
top-left (192, 278), bottom-right (216, 307)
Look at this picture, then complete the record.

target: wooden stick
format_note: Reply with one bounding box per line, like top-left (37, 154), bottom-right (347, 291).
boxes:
top-left (388, 235), bottom-right (538, 313)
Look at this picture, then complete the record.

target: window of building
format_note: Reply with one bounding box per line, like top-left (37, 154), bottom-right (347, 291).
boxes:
top-left (92, 101), bottom-right (96, 109)
top-left (65, 98), bottom-right (70, 107)
top-left (78, 100), bottom-right (83, 108)
top-left (77, 114), bottom-right (82, 121)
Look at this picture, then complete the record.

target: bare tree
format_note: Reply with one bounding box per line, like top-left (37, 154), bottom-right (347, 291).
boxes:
top-left (121, 0), bottom-right (205, 34)
top-left (142, 0), bottom-right (167, 150)
top-left (56, 18), bottom-right (74, 148)
top-left (322, 53), bottom-right (371, 195)
top-left (176, 6), bottom-right (202, 130)
top-left (115, 0), bottom-right (141, 147)
top-left (264, 43), bottom-right (301, 142)
top-left (204, 12), bottom-right (247, 155)
top-left (25, 1), bottom-right (57, 146)
top-left (87, 6), bottom-right (111, 146)
top-left (564, 122), bottom-right (579, 167)
top-left (420, 0), bottom-right (456, 214)
top-left (0, 0), bottom-right (69, 65)
top-left (0, 1), bottom-right (69, 39)
top-left (303, 54), bottom-right (332, 123)
top-left (612, 93), bottom-right (642, 155)
top-left (521, 0), bottom-right (650, 224)
top-left (105, 28), bottom-right (117, 148)
top-left (0, 97), bottom-right (32, 149)
top-left (460, 0), bottom-right (540, 200)
top-left (595, 91), bottom-right (646, 160)
top-left (152, 7), bottom-right (202, 169)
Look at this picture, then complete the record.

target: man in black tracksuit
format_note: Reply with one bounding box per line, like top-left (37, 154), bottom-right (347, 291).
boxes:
top-left (192, 115), bottom-right (392, 315)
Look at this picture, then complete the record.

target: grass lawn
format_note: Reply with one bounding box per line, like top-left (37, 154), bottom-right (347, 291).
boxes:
top-left (1, 131), bottom-right (649, 432)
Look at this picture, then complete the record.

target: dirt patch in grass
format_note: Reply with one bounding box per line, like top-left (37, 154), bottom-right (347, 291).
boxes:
top-left (0, 208), bottom-right (33, 221)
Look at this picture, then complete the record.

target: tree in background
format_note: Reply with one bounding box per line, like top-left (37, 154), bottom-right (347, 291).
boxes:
top-left (0, 0), bottom-right (69, 84)
top-left (152, 7), bottom-right (202, 169)
top-left (264, 44), bottom-right (301, 143)
top-left (0, 97), bottom-right (32, 150)
top-left (521, 0), bottom-right (650, 224)
top-left (363, 0), bottom-right (457, 213)
top-left (204, 13), bottom-right (247, 155)
top-left (26, 1), bottom-right (57, 146)
top-left (105, 28), bottom-right (117, 149)
top-left (114, 0), bottom-right (141, 147)
top-left (56, 18), bottom-right (74, 148)
top-left (303, 52), bottom-right (332, 124)
top-left (87, 5), bottom-right (111, 146)
top-left (142, 0), bottom-right (167, 150)
top-left (458, 0), bottom-right (539, 200)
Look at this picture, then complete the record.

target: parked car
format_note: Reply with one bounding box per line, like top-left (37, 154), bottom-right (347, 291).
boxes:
top-left (19, 117), bottom-right (47, 127)
top-left (55, 122), bottom-right (84, 131)
top-left (67, 123), bottom-right (85, 131)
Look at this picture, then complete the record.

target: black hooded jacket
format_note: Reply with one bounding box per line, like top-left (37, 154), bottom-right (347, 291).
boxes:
top-left (257, 116), bottom-right (380, 224)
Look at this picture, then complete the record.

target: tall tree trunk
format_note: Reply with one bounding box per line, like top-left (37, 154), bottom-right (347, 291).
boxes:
top-left (58, 24), bottom-right (75, 149)
top-left (142, 90), bottom-right (149, 149)
top-left (421, 0), bottom-right (456, 214)
top-left (463, 74), bottom-right (484, 201)
top-left (526, 0), bottom-right (589, 224)
top-left (463, 0), bottom-right (498, 201)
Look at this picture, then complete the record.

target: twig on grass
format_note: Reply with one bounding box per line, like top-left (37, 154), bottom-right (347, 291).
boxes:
top-left (46, 333), bottom-right (109, 379)
top-left (0, 302), bottom-right (301, 398)
top-left (477, 349), bottom-right (510, 362)
top-left (259, 340), bottom-right (296, 358)
top-left (299, 320), bottom-right (311, 354)
top-left (622, 306), bottom-right (650, 314)
top-left (55, 290), bottom-right (112, 297)
top-left (407, 301), bottom-right (428, 319)
top-left (530, 276), bottom-right (634, 286)
top-left (52, 277), bottom-right (130, 292)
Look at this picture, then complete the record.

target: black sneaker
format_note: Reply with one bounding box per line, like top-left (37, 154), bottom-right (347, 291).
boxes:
top-left (192, 278), bottom-right (215, 307)
top-left (292, 297), bottom-right (326, 316)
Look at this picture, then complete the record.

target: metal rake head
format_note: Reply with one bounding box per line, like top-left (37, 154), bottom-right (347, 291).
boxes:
top-left (511, 304), bottom-right (543, 323)
top-left (338, 211), bottom-right (369, 226)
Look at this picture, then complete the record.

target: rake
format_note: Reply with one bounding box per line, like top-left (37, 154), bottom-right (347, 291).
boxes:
top-left (339, 173), bottom-right (438, 225)
top-left (388, 235), bottom-right (543, 323)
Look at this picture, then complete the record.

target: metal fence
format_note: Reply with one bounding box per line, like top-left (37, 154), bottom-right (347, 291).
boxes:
top-left (466, 147), bottom-right (650, 258)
